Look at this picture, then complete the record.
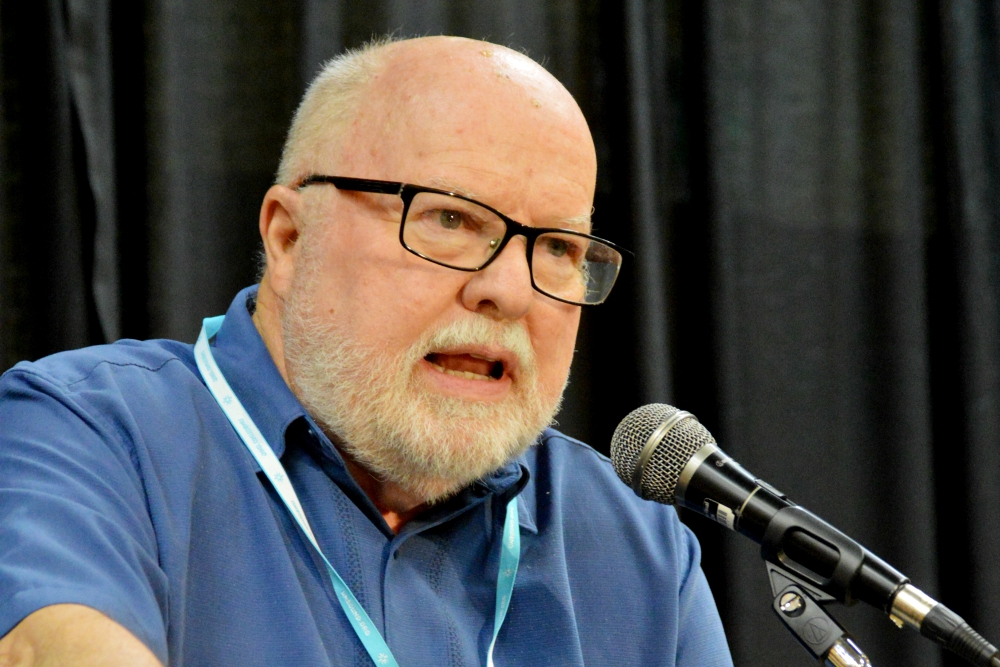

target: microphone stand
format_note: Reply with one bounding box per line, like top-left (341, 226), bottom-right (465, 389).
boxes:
top-left (767, 564), bottom-right (873, 666)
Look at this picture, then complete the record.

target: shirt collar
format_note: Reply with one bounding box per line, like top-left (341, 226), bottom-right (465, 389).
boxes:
top-left (511, 461), bottom-right (538, 534)
top-left (476, 458), bottom-right (537, 535)
top-left (208, 285), bottom-right (306, 468)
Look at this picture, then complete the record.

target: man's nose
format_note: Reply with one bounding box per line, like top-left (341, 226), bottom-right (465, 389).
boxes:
top-left (460, 236), bottom-right (534, 319)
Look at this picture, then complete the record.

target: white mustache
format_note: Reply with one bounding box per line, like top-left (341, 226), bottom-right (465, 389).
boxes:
top-left (413, 317), bottom-right (536, 375)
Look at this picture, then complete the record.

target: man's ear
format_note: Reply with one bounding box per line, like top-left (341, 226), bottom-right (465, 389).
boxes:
top-left (259, 184), bottom-right (302, 297)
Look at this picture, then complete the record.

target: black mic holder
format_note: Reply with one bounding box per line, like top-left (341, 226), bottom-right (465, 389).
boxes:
top-left (768, 563), bottom-right (873, 666)
top-left (755, 502), bottom-right (1000, 666)
top-left (752, 506), bottom-right (1000, 667)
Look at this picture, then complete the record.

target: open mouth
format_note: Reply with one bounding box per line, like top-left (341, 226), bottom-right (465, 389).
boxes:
top-left (425, 352), bottom-right (505, 381)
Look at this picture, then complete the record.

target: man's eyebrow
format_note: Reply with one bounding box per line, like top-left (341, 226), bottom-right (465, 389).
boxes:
top-left (553, 213), bottom-right (592, 231)
top-left (426, 177), bottom-right (478, 199)
top-left (424, 176), bottom-right (593, 231)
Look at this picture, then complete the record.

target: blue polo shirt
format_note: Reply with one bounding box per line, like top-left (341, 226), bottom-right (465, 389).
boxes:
top-left (0, 286), bottom-right (732, 666)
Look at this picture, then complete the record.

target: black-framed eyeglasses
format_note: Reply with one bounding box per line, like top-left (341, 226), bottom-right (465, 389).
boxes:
top-left (297, 175), bottom-right (624, 306)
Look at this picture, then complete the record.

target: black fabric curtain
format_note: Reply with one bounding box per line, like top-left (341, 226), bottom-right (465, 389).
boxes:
top-left (1, 1), bottom-right (997, 666)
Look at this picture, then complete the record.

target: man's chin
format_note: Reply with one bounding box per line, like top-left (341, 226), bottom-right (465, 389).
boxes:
top-left (405, 476), bottom-right (470, 506)
top-left (342, 440), bottom-right (514, 505)
top-left (338, 399), bottom-right (544, 502)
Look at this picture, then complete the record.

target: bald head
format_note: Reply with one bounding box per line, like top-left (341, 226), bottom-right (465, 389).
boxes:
top-left (276, 36), bottom-right (595, 191)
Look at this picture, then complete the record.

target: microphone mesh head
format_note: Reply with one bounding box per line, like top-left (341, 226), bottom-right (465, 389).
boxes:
top-left (610, 403), bottom-right (717, 504)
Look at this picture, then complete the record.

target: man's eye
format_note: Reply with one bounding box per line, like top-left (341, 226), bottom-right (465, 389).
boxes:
top-left (438, 210), bottom-right (463, 230)
top-left (545, 238), bottom-right (570, 257)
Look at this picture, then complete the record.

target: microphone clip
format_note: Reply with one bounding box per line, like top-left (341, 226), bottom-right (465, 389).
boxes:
top-left (768, 563), bottom-right (873, 666)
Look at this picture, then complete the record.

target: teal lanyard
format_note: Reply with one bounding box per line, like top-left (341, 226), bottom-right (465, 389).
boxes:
top-left (194, 316), bottom-right (520, 667)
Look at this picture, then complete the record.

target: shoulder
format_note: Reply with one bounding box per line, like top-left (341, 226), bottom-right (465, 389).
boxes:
top-left (0, 342), bottom-right (199, 660)
top-left (0, 340), bottom-right (203, 463)
top-left (534, 427), bottom-right (612, 463)
top-left (2, 339), bottom-right (195, 395)
top-left (525, 428), bottom-right (655, 511)
top-left (515, 431), bottom-right (731, 667)
top-left (523, 428), bottom-right (644, 506)
top-left (522, 428), bottom-right (700, 569)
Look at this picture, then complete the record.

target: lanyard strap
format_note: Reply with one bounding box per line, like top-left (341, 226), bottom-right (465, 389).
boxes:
top-left (195, 316), bottom-right (520, 667)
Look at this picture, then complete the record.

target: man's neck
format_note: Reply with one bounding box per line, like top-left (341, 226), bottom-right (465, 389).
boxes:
top-left (253, 276), bottom-right (428, 533)
top-left (340, 457), bottom-right (429, 533)
top-left (251, 278), bottom-right (289, 383)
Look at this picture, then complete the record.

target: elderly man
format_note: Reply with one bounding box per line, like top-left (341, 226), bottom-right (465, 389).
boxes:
top-left (0, 36), bottom-right (731, 666)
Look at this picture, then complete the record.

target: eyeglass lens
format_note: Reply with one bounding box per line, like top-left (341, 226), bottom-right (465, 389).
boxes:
top-left (402, 191), bottom-right (621, 304)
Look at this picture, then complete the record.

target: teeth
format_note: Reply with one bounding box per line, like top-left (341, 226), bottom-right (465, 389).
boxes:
top-left (428, 361), bottom-right (497, 381)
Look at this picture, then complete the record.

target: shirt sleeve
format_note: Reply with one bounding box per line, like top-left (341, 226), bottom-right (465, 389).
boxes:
top-left (0, 365), bottom-right (169, 662)
top-left (673, 518), bottom-right (734, 667)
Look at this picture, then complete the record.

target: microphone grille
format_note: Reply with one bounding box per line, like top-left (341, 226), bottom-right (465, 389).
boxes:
top-left (610, 403), bottom-right (717, 504)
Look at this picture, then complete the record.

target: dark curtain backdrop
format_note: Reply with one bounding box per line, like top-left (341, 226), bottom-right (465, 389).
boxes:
top-left (1, 1), bottom-right (997, 666)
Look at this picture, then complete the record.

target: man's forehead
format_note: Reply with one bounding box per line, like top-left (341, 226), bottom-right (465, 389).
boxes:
top-left (380, 38), bottom-right (558, 96)
top-left (328, 37), bottom-right (597, 233)
top-left (355, 39), bottom-right (591, 145)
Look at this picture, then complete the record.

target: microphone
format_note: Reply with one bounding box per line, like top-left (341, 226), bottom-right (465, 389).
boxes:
top-left (610, 403), bottom-right (1000, 667)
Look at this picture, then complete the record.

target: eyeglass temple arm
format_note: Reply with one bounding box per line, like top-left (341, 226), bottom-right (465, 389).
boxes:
top-left (297, 175), bottom-right (404, 195)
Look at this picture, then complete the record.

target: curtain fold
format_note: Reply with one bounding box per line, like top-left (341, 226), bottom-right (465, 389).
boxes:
top-left (705, 1), bottom-right (939, 664)
top-left (933, 0), bottom-right (1000, 644)
top-left (0, 0), bottom-right (103, 369)
top-left (625, 0), bottom-right (672, 405)
top-left (65, 0), bottom-right (118, 342)
top-left (143, 0), bottom-right (301, 341)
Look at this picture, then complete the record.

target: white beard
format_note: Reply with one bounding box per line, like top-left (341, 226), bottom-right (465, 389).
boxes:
top-left (280, 244), bottom-right (564, 503)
